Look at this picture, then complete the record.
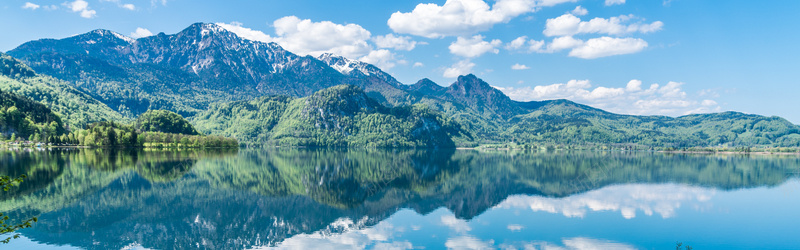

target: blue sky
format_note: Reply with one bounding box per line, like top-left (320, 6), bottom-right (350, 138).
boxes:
top-left (2, 0), bottom-right (799, 123)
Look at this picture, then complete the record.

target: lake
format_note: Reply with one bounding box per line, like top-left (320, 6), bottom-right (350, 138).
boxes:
top-left (1, 148), bottom-right (799, 249)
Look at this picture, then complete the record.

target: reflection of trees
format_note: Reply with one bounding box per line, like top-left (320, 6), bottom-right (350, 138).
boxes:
top-left (3, 149), bottom-right (799, 249)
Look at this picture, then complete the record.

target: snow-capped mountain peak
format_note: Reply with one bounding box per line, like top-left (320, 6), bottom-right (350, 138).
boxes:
top-left (316, 53), bottom-right (371, 76)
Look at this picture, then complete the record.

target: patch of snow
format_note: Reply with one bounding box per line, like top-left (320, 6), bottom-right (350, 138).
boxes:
top-left (110, 31), bottom-right (135, 43)
top-left (317, 53), bottom-right (374, 76)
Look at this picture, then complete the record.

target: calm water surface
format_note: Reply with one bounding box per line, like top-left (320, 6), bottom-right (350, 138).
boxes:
top-left (1, 148), bottom-right (799, 249)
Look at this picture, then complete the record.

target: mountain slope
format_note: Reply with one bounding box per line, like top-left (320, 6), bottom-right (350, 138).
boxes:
top-left (0, 53), bottom-right (125, 129)
top-left (193, 85), bottom-right (467, 147)
top-left (0, 89), bottom-right (65, 140)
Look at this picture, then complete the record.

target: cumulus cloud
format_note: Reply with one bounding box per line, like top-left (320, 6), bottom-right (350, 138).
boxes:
top-left (272, 218), bottom-right (413, 250)
top-left (443, 60), bottom-right (476, 78)
top-left (605, 0), bottom-right (626, 6)
top-left (129, 27), bottom-right (153, 38)
top-left (571, 5), bottom-right (588, 16)
top-left (271, 16), bottom-right (373, 59)
top-left (507, 35), bottom-right (646, 59)
top-left (65, 0), bottom-right (96, 18)
top-left (544, 13), bottom-right (663, 37)
top-left (22, 2), bottom-right (40, 10)
top-left (217, 20), bottom-right (410, 71)
top-left (359, 49), bottom-right (400, 70)
top-left (513, 237), bottom-right (637, 250)
top-left (449, 35), bottom-right (502, 57)
top-left (216, 22), bottom-right (274, 43)
top-left (101, 0), bottom-right (135, 10)
top-left (505, 36), bottom-right (546, 53)
top-left (494, 79), bottom-right (722, 116)
top-left (568, 37), bottom-right (648, 59)
top-left (445, 236), bottom-right (494, 250)
top-left (388, 0), bottom-right (576, 38)
top-left (413, 62), bottom-right (424, 68)
top-left (496, 184), bottom-right (715, 219)
top-left (441, 215), bottom-right (472, 233)
top-left (511, 63), bottom-right (530, 70)
top-left (373, 34), bottom-right (417, 51)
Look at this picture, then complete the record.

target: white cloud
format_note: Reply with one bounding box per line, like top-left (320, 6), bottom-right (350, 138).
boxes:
top-left (449, 35), bottom-right (502, 57)
top-left (441, 214), bottom-right (472, 233)
top-left (42, 5), bottom-right (58, 10)
top-left (625, 79), bottom-right (642, 92)
top-left (272, 16), bottom-right (372, 59)
top-left (570, 6), bottom-right (588, 16)
top-left (413, 62), bottom-right (424, 68)
top-left (65, 0), bottom-right (96, 18)
top-left (506, 36), bottom-right (527, 50)
top-left (568, 37), bottom-right (648, 59)
top-left (507, 36), bottom-right (647, 58)
top-left (218, 20), bottom-right (407, 71)
top-left (388, 0), bottom-right (576, 38)
top-left (443, 60), bottom-right (476, 78)
top-left (359, 49), bottom-right (399, 70)
top-left (507, 224), bottom-right (524, 232)
top-left (544, 13), bottom-right (663, 37)
top-left (511, 63), bottom-right (530, 70)
top-left (22, 2), bottom-right (40, 10)
top-left (269, 218), bottom-right (412, 250)
top-left (605, 0), bottom-right (626, 6)
top-left (496, 184), bottom-right (715, 219)
top-left (129, 27), bottom-right (153, 38)
top-left (506, 36), bottom-right (547, 53)
top-left (495, 79), bottom-right (722, 116)
top-left (150, 0), bottom-right (167, 7)
top-left (216, 22), bottom-right (274, 43)
top-left (547, 35), bottom-right (585, 52)
top-left (445, 236), bottom-right (494, 250)
top-left (373, 34), bottom-right (417, 51)
top-left (101, 0), bottom-right (135, 10)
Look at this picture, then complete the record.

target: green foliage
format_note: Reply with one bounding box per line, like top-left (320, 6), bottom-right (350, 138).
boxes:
top-left (0, 65), bottom-right (126, 130)
top-left (193, 85), bottom-right (467, 148)
top-left (66, 121), bottom-right (237, 148)
top-left (0, 53), bottom-right (35, 79)
top-left (0, 89), bottom-right (65, 141)
top-left (0, 174), bottom-right (37, 244)
top-left (135, 110), bottom-right (200, 135)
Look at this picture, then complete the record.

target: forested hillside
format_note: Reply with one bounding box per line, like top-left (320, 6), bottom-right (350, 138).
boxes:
top-left (0, 53), bottom-right (125, 129)
top-left (193, 85), bottom-right (468, 147)
top-left (0, 89), bottom-right (64, 141)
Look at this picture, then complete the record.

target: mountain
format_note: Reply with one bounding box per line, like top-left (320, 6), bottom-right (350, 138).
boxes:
top-left (0, 53), bottom-right (126, 129)
top-left (7, 23), bottom-right (408, 116)
top-left (407, 78), bottom-right (445, 96)
top-left (439, 74), bottom-right (524, 118)
top-left (192, 85), bottom-right (466, 147)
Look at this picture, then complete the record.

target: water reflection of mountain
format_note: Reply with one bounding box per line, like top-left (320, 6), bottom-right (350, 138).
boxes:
top-left (1, 149), bottom-right (798, 249)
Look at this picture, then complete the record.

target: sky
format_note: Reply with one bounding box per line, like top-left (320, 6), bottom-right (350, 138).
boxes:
top-left (2, 0), bottom-right (799, 123)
